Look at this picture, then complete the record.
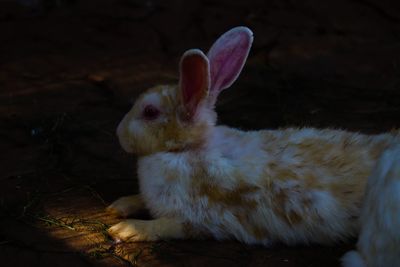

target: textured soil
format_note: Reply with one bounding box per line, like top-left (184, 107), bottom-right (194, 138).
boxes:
top-left (1, 0), bottom-right (400, 266)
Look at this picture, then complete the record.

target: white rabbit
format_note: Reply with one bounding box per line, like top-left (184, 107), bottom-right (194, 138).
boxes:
top-left (341, 145), bottom-right (400, 267)
top-left (107, 26), bottom-right (399, 251)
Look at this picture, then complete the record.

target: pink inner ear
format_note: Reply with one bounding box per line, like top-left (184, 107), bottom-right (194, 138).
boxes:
top-left (207, 27), bottom-right (253, 99)
top-left (179, 49), bottom-right (210, 119)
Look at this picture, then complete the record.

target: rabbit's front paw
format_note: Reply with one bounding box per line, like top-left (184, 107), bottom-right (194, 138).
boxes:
top-left (108, 219), bottom-right (157, 242)
top-left (106, 194), bottom-right (145, 218)
top-left (108, 217), bottom-right (185, 242)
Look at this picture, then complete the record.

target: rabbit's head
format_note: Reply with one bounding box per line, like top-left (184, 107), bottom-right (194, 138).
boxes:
top-left (117, 27), bottom-right (253, 156)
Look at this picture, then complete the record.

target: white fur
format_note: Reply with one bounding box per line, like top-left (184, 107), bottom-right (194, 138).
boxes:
top-left (137, 126), bottom-right (399, 245)
top-left (342, 145), bottom-right (400, 267)
top-left (341, 251), bottom-right (366, 267)
top-left (141, 92), bottom-right (162, 108)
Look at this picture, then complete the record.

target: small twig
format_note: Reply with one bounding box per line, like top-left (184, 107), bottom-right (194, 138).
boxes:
top-left (33, 214), bottom-right (76, 231)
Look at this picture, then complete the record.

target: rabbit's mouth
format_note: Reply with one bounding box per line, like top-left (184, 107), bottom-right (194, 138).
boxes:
top-left (118, 137), bottom-right (135, 153)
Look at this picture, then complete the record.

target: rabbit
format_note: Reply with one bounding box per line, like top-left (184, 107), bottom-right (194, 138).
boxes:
top-left (107, 26), bottom-right (400, 249)
top-left (341, 145), bottom-right (400, 267)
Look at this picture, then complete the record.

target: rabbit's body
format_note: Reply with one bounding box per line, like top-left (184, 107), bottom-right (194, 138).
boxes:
top-left (138, 124), bottom-right (397, 245)
top-left (107, 27), bottom-right (400, 265)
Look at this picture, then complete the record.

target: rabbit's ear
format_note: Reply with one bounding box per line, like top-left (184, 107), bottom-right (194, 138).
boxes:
top-left (179, 49), bottom-right (210, 121)
top-left (207, 26), bottom-right (253, 104)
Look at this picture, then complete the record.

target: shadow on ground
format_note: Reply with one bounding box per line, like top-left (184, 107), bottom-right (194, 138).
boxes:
top-left (1, 0), bottom-right (400, 266)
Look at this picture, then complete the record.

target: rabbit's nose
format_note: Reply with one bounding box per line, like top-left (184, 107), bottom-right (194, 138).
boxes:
top-left (116, 117), bottom-right (134, 153)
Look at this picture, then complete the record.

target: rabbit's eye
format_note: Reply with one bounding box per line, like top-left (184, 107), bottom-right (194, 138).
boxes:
top-left (142, 105), bottom-right (160, 120)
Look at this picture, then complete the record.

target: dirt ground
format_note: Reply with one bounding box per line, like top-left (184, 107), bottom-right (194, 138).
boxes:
top-left (1, 0), bottom-right (400, 266)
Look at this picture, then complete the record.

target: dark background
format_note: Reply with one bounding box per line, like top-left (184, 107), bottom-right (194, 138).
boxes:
top-left (1, 0), bottom-right (399, 266)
